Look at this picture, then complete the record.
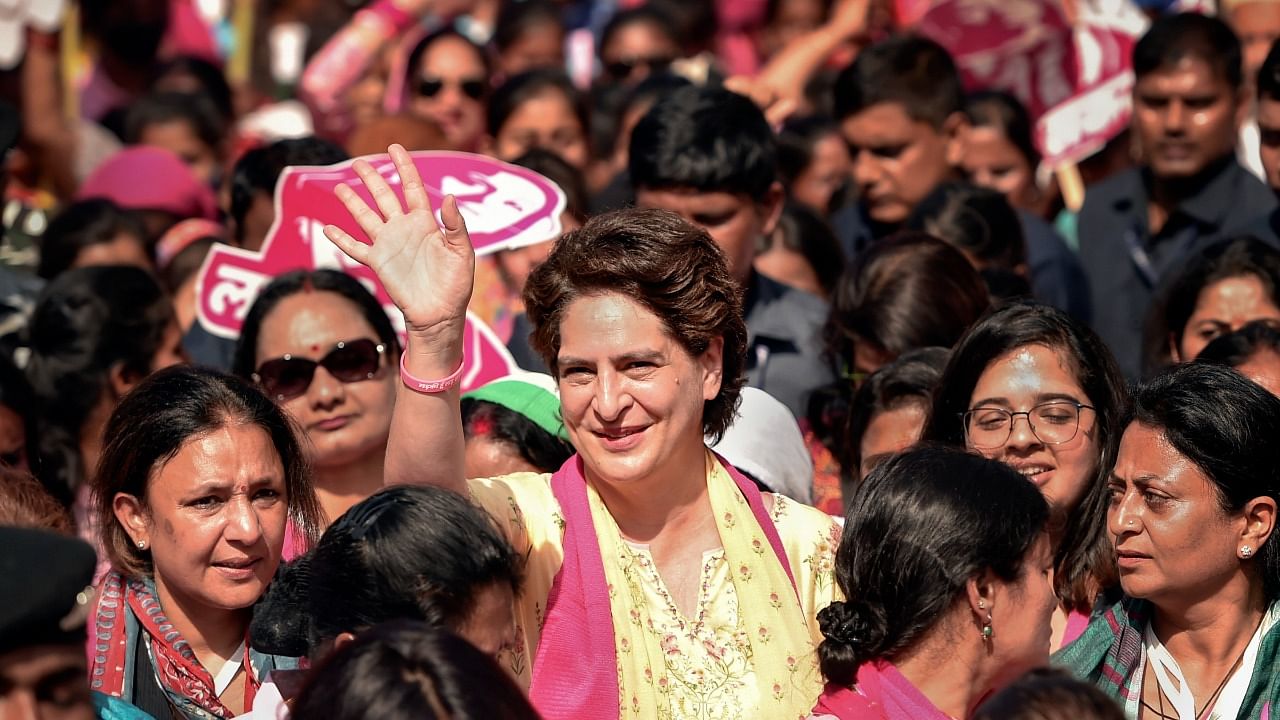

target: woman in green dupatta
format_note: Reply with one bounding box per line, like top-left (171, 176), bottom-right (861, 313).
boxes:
top-left (1055, 363), bottom-right (1280, 719)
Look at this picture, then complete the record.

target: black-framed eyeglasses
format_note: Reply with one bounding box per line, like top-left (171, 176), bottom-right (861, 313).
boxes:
top-left (604, 55), bottom-right (675, 80)
top-left (252, 339), bottom-right (387, 401)
top-left (961, 401), bottom-right (1095, 450)
top-left (416, 76), bottom-right (487, 100)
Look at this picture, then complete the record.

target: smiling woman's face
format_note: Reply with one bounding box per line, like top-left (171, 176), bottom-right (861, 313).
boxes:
top-left (967, 344), bottom-right (1100, 513)
top-left (555, 292), bottom-right (722, 488)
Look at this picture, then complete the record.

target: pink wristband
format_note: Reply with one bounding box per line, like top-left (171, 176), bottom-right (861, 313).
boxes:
top-left (400, 351), bottom-right (465, 394)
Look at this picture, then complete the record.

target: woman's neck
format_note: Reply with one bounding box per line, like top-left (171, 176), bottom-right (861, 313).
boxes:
top-left (313, 444), bottom-right (386, 527)
top-left (589, 439), bottom-right (711, 544)
top-left (895, 632), bottom-right (989, 720)
top-left (152, 574), bottom-right (250, 672)
top-left (1151, 576), bottom-right (1268, 671)
top-left (78, 400), bottom-right (114, 486)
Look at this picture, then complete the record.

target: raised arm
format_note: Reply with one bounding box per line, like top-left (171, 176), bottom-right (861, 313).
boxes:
top-left (324, 144), bottom-right (473, 494)
top-left (753, 0), bottom-right (869, 105)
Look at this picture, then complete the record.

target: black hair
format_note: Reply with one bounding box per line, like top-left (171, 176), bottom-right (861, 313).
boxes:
top-left (251, 484), bottom-right (522, 656)
top-left (492, 0), bottom-right (563, 53)
top-left (761, 203), bottom-right (847, 298)
top-left (1133, 12), bottom-right (1243, 90)
top-left (291, 620), bottom-right (539, 720)
top-left (1132, 362), bottom-right (1280, 598)
top-left (124, 91), bottom-right (227, 155)
top-left (832, 34), bottom-right (963, 127)
top-left (155, 55), bottom-right (236, 125)
top-left (229, 137), bottom-right (349, 244)
top-left (1260, 38), bottom-right (1280, 102)
top-left (1143, 236), bottom-right (1280, 376)
top-left (964, 90), bottom-right (1040, 169)
top-left (973, 668), bottom-right (1125, 720)
top-left (923, 301), bottom-right (1129, 612)
top-left (629, 84), bottom-right (776, 202)
top-left (908, 182), bottom-right (1028, 270)
top-left (159, 237), bottom-right (218, 295)
top-left (1197, 320), bottom-right (1280, 369)
top-left (486, 69), bottom-right (588, 139)
top-left (825, 232), bottom-right (990, 369)
top-left (460, 398), bottom-right (573, 474)
top-left (776, 114), bottom-right (843, 207)
top-left (844, 347), bottom-right (949, 495)
top-left (511, 148), bottom-right (588, 222)
top-left (94, 365), bottom-right (323, 577)
top-left (598, 6), bottom-right (680, 60)
top-left (37, 199), bottom-right (149, 280)
top-left (818, 446), bottom-right (1049, 685)
top-left (231, 269), bottom-right (401, 380)
top-left (25, 266), bottom-right (173, 506)
top-left (405, 29), bottom-right (492, 92)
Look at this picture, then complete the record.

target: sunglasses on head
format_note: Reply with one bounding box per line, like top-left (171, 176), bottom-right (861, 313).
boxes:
top-left (253, 339), bottom-right (387, 401)
top-left (604, 55), bottom-right (674, 80)
top-left (416, 76), bottom-right (487, 100)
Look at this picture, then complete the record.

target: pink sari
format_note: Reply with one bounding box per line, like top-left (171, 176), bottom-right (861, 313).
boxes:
top-left (811, 660), bottom-right (953, 720)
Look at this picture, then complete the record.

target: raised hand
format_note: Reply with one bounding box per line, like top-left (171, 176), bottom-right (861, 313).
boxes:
top-left (323, 144), bottom-right (474, 343)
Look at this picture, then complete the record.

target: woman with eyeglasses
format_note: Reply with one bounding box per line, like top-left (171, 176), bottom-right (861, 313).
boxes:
top-left (1057, 362), bottom-right (1280, 719)
top-left (923, 301), bottom-right (1130, 652)
top-left (405, 29), bottom-right (490, 152)
top-left (233, 270), bottom-right (400, 530)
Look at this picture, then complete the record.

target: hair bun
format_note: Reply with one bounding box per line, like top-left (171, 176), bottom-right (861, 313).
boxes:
top-left (817, 599), bottom-right (885, 656)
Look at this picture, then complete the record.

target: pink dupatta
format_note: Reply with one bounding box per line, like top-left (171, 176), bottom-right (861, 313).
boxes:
top-left (811, 660), bottom-right (953, 720)
top-left (528, 453), bottom-right (798, 720)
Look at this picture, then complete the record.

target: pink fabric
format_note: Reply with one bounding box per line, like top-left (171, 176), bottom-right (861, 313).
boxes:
top-left (812, 661), bottom-right (953, 720)
top-left (1061, 608), bottom-right (1091, 648)
top-left (78, 146), bottom-right (217, 220)
top-left (163, 0), bottom-right (221, 63)
top-left (281, 521), bottom-right (305, 562)
top-left (528, 453), bottom-right (797, 720)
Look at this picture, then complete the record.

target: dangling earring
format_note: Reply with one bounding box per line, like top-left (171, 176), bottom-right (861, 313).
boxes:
top-left (982, 613), bottom-right (993, 643)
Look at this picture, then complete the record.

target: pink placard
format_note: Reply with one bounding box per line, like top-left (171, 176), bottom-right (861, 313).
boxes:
top-left (195, 151), bottom-right (567, 390)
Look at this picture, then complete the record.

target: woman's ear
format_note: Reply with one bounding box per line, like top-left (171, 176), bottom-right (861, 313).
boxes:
top-left (113, 492), bottom-right (150, 548)
top-left (700, 337), bottom-right (725, 402)
top-left (108, 362), bottom-right (146, 400)
top-left (1241, 495), bottom-right (1277, 556)
top-left (965, 570), bottom-right (996, 623)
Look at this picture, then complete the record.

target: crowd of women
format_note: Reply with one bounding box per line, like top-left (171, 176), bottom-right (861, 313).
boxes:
top-left (6, 0), bottom-right (1280, 719)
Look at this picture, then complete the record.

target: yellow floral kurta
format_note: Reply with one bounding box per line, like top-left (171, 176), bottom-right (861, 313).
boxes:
top-left (469, 467), bottom-right (841, 719)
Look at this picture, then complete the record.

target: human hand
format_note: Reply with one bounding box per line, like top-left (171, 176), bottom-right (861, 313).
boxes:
top-left (324, 144), bottom-right (474, 343)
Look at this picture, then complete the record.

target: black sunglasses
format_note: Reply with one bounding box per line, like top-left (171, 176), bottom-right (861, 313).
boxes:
top-left (604, 55), bottom-right (674, 80)
top-left (252, 339), bottom-right (387, 401)
top-left (416, 76), bottom-right (487, 100)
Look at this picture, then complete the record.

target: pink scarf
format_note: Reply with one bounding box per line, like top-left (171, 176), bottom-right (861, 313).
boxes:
top-left (811, 661), bottom-right (953, 720)
top-left (528, 453), bottom-right (797, 720)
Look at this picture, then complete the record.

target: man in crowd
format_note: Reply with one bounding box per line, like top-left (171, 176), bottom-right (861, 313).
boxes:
top-left (629, 85), bottom-right (833, 418)
top-left (1078, 12), bottom-right (1276, 378)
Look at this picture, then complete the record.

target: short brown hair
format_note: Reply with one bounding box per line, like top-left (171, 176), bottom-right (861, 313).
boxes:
top-left (94, 366), bottom-right (323, 578)
top-left (0, 468), bottom-right (74, 534)
top-left (522, 208), bottom-right (747, 442)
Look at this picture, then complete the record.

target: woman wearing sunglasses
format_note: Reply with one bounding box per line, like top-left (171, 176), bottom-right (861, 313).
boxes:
top-left (323, 145), bottom-right (839, 719)
top-left (233, 270), bottom-right (400, 530)
top-left (923, 301), bottom-right (1130, 652)
top-left (405, 29), bottom-right (490, 152)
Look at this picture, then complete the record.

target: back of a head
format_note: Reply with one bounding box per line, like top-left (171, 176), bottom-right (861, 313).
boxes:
top-left (628, 84), bottom-right (776, 201)
top-left (0, 467), bottom-right (74, 533)
top-left (833, 34), bottom-right (963, 127)
top-left (26, 266), bottom-right (171, 505)
top-left (1196, 319), bottom-right (1280, 367)
top-left (291, 620), bottom-right (540, 720)
top-left (1134, 12), bottom-right (1243, 91)
top-left (973, 668), bottom-right (1124, 720)
top-left (817, 446), bottom-right (1048, 684)
top-left (827, 232), bottom-right (991, 362)
top-left (229, 137), bottom-right (349, 241)
top-left (38, 199), bottom-right (148, 280)
top-left (908, 182), bottom-right (1028, 270)
top-left (511, 148), bottom-right (588, 221)
top-left (251, 484), bottom-right (522, 656)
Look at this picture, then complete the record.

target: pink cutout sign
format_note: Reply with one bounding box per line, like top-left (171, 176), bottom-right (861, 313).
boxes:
top-left (195, 151), bottom-right (567, 391)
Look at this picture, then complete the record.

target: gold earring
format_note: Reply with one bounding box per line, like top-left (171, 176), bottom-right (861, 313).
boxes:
top-left (982, 613), bottom-right (993, 642)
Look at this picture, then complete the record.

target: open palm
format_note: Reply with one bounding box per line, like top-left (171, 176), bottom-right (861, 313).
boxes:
top-left (323, 144), bottom-right (474, 338)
